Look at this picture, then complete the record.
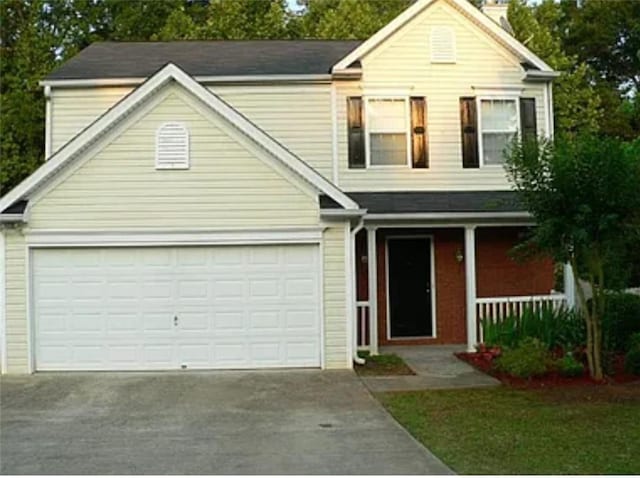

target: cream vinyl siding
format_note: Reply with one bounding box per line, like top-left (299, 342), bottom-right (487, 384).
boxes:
top-left (50, 87), bottom-right (132, 154)
top-left (49, 84), bottom-right (333, 179)
top-left (337, 0), bottom-right (548, 191)
top-left (322, 223), bottom-right (349, 369)
top-left (4, 83), bottom-right (353, 373)
top-left (31, 85), bottom-right (319, 230)
top-left (3, 229), bottom-right (28, 373)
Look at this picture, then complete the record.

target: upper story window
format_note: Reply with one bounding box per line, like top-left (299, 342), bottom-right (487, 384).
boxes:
top-left (430, 26), bottom-right (456, 63)
top-left (479, 98), bottom-right (518, 165)
top-left (367, 98), bottom-right (409, 167)
top-left (156, 122), bottom-right (189, 169)
top-left (347, 96), bottom-right (429, 170)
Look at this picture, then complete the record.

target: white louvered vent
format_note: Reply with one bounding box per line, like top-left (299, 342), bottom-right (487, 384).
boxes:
top-left (156, 122), bottom-right (189, 169)
top-left (430, 26), bottom-right (456, 63)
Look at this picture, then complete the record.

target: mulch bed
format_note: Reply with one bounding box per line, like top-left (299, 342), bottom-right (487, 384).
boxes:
top-left (456, 351), bottom-right (639, 389)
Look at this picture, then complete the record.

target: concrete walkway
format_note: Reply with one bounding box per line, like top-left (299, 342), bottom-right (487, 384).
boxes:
top-left (361, 345), bottom-right (500, 392)
top-left (1, 370), bottom-right (453, 475)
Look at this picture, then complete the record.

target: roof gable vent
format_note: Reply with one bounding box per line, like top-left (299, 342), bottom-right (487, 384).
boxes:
top-left (430, 26), bottom-right (456, 64)
top-left (156, 122), bottom-right (189, 170)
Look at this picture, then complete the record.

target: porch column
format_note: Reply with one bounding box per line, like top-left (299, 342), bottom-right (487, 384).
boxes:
top-left (367, 227), bottom-right (379, 355)
top-left (564, 263), bottom-right (576, 309)
top-left (465, 226), bottom-right (477, 352)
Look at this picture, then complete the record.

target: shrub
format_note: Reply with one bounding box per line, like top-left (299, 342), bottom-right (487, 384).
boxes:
top-left (495, 338), bottom-right (550, 378)
top-left (481, 305), bottom-right (585, 351)
top-left (557, 354), bottom-right (584, 377)
top-left (627, 332), bottom-right (640, 352)
top-left (624, 333), bottom-right (640, 375)
top-left (624, 349), bottom-right (640, 375)
top-left (603, 292), bottom-right (640, 352)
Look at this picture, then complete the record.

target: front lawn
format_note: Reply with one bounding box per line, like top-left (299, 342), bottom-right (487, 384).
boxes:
top-left (355, 352), bottom-right (414, 376)
top-left (379, 385), bottom-right (640, 474)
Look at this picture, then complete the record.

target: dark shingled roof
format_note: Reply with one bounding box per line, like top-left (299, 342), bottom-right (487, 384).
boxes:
top-left (45, 40), bottom-right (363, 80)
top-left (320, 191), bottom-right (525, 214)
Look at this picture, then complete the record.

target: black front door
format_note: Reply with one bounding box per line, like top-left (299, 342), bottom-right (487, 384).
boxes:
top-left (388, 237), bottom-right (433, 338)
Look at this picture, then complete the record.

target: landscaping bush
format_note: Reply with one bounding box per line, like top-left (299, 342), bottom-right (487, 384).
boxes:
top-left (495, 338), bottom-right (550, 378)
top-left (557, 354), bottom-right (585, 377)
top-left (603, 292), bottom-right (640, 352)
top-left (481, 305), bottom-right (585, 351)
top-left (624, 349), bottom-right (640, 375)
top-left (624, 332), bottom-right (640, 375)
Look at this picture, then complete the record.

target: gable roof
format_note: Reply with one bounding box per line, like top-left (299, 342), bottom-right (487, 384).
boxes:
top-left (0, 63), bottom-right (360, 217)
top-left (332, 0), bottom-right (554, 73)
top-left (45, 40), bottom-right (362, 81)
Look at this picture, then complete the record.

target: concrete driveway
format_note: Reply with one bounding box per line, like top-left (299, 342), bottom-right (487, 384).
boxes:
top-left (0, 370), bottom-right (452, 475)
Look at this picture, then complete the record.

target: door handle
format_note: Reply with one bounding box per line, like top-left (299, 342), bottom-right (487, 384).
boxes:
top-left (174, 315), bottom-right (178, 326)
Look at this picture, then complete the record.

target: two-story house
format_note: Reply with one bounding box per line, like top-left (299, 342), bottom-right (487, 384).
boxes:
top-left (0, 0), bottom-right (564, 373)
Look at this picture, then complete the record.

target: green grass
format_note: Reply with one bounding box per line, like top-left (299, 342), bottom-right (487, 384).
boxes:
top-left (378, 386), bottom-right (640, 474)
top-left (355, 351), bottom-right (414, 376)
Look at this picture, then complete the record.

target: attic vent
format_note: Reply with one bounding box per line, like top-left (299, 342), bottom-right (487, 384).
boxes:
top-left (156, 122), bottom-right (189, 169)
top-left (430, 26), bottom-right (456, 63)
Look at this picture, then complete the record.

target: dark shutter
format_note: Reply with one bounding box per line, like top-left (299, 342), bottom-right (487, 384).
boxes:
top-left (460, 97), bottom-right (479, 168)
top-left (347, 97), bottom-right (365, 169)
top-left (410, 97), bottom-right (428, 168)
top-left (519, 97), bottom-right (537, 141)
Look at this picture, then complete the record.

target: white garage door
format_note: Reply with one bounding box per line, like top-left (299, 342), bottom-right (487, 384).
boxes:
top-left (32, 244), bottom-right (321, 371)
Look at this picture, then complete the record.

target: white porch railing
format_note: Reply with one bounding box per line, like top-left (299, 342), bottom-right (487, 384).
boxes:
top-left (475, 293), bottom-right (567, 343)
top-left (356, 300), bottom-right (370, 349)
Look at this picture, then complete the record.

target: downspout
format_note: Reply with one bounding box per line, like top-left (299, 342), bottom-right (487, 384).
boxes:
top-left (350, 217), bottom-right (366, 365)
top-left (44, 85), bottom-right (52, 160)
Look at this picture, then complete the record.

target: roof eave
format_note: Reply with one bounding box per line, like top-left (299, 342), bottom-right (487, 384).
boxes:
top-left (40, 74), bottom-right (334, 88)
top-left (523, 70), bottom-right (561, 82)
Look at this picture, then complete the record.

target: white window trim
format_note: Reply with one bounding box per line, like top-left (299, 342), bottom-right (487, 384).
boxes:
top-left (155, 122), bottom-right (190, 170)
top-left (476, 95), bottom-right (521, 168)
top-left (364, 96), bottom-right (412, 169)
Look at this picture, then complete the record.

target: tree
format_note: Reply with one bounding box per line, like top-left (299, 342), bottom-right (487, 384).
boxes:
top-left (0, 0), bottom-right (58, 195)
top-left (507, 0), bottom-right (602, 135)
top-left (154, 0), bottom-right (292, 40)
top-left (291, 0), bottom-right (411, 39)
top-left (505, 135), bottom-right (640, 380)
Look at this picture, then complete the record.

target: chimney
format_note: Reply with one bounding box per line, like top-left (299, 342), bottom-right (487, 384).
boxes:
top-left (481, 0), bottom-right (513, 34)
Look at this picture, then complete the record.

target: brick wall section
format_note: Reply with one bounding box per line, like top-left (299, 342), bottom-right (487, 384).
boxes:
top-left (359, 226), bottom-right (555, 347)
top-left (475, 227), bottom-right (555, 298)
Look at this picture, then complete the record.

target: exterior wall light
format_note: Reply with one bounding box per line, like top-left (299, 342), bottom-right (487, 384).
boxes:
top-left (455, 248), bottom-right (464, 263)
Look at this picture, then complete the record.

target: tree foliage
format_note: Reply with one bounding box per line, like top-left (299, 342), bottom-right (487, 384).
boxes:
top-left (508, 0), bottom-right (602, 135)
top-left (505, 135), bottom-right (640, 379)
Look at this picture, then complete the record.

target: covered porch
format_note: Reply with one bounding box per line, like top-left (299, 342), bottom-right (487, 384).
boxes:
top-left (355, 223), bottom-right (568, 353)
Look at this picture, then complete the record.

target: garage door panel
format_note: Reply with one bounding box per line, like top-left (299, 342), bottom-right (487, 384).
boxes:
top-left (33, 244), bottom-right (320, 371)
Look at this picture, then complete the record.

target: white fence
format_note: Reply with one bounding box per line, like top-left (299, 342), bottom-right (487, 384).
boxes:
top-left (476, 293), bottom-right (567, 343)
top-left (356, 301), bottom-right (370, 348)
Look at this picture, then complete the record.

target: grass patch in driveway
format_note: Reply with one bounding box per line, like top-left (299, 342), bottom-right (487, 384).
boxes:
top-left (378, 385), bottom-right (640, 475)
top-left (355, 352), bottom-right (415, 376)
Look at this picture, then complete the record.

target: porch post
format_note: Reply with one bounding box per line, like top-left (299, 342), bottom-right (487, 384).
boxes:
top-left (465, 226), bottom-right (477, 352)
top-left (564, 263), bottom-right (576, 309)
top-left (366, 227), bottom-right (379, 355)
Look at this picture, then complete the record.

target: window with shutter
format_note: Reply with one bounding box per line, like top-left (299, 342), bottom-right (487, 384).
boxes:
top-left (430, 26), bottom-right (456, 63)
top-left (156, 123), bottom-right (189, 170)
top-left (367, 98), bottom-right (410, 167)
top-left (479, 99), bottom-right (518, 166)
